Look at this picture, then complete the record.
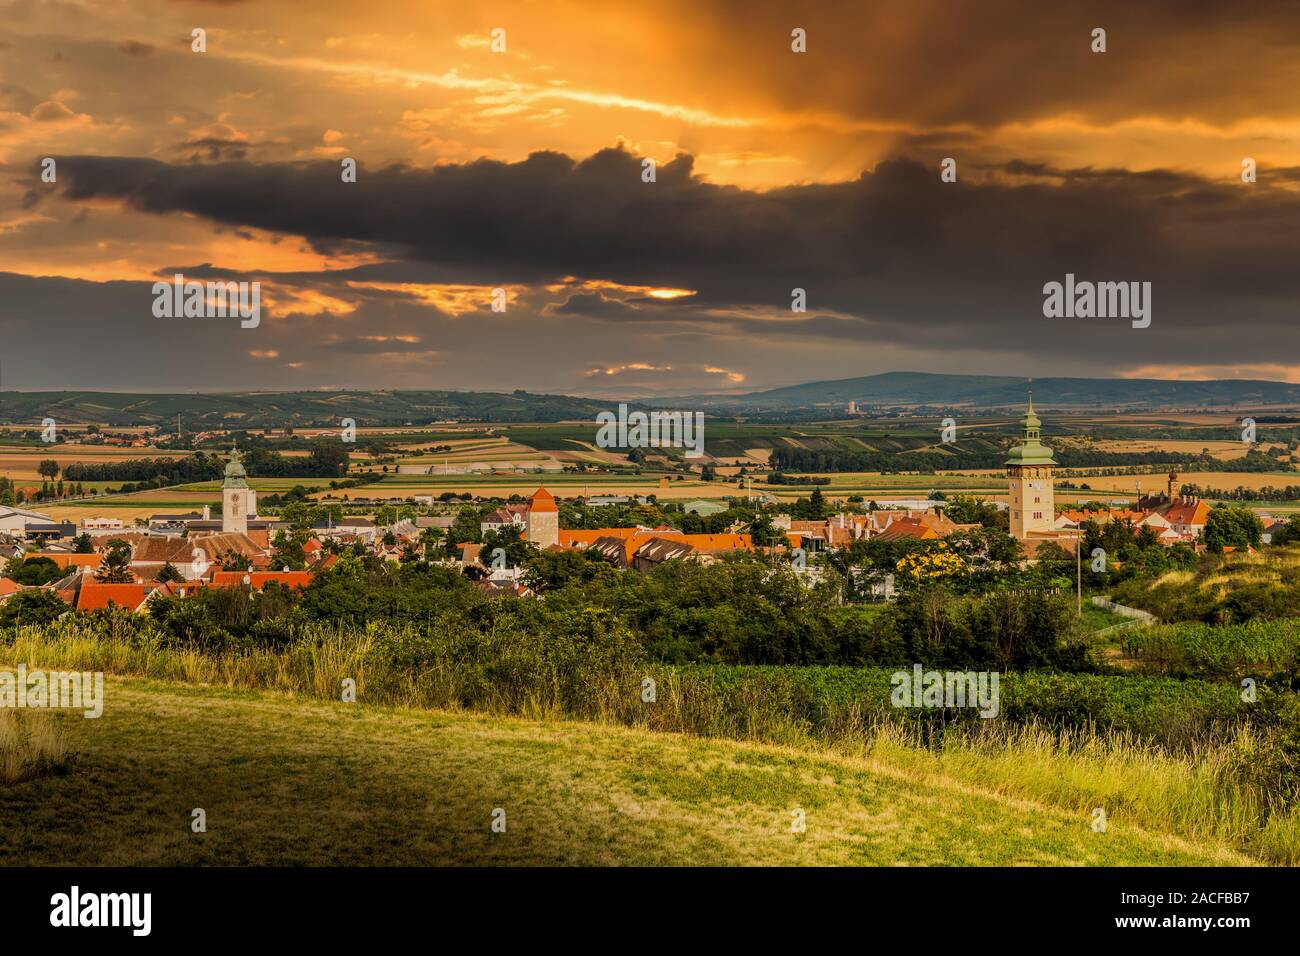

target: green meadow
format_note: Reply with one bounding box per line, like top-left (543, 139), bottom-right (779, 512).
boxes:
top-left (0, 675), bottom-right (1252, 866)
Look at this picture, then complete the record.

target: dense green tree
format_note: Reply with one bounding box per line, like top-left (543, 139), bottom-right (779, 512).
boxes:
top-left (523, 548), bottom-right (614, 592)
top-left (94, 541), bottom-right (134, 583)
top-left (1204, 506), bottom-right (1264, 553)
top-left (271, 531), bottom-right (308, 571)
top-left (156, 562), bottom-right (186, 584)
top-left (0, 589), bottom-right (68, 630)
top-left (4, 556), bottom-right (63, 586)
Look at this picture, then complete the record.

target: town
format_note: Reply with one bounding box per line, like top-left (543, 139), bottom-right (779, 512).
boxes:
top-left (0, 391), bottom-right (1279, 618)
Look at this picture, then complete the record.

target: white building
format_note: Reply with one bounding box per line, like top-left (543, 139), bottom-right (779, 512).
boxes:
top-left (0, 507), bottom-right (55, 536)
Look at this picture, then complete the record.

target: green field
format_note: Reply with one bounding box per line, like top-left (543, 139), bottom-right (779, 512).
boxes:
top-left (0, 675), bottom-right (1250, 866)
top-left (177, 478), bottom-right (335, 493)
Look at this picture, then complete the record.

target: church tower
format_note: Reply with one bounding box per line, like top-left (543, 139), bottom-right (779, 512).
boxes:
top-left (525, 486), bottom-right (559, 549)
top-left (221, 446), bottom-right (257, 535)
top-left (1006, 381), bottom-right (1056, 539)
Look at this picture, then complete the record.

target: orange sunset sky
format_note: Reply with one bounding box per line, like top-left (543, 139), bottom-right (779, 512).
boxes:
top-left (2, 0), bottom-right (1300, 392)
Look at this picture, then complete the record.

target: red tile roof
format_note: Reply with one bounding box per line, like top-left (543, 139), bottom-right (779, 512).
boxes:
top-left (75, 582), bottom-right (156, 612)
top-left (1163, 499), bottom-right (1211, 526)
top-left (31, 553), bottom-right (103, 570)
top-left (528, 486), bottom-right (558, 513)
top-left (208, 571), bottom-right (316, 589)
top-left (875, 519), bottom-right (940, 541)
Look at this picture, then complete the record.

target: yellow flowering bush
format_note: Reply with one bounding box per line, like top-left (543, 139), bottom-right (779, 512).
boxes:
top-left (896, 545), bottom-right (969, 584)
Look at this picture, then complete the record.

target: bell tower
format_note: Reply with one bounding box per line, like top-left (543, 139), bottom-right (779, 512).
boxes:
top-left (221, 446), bottom-right (257, 535)
top-left (1006, 380), bottom-right (1057, 539)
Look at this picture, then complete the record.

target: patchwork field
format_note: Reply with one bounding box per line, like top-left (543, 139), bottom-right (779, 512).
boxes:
top-left (39, 491), bottom-right (220, 524)
top-left (0, 675), bottom-right (1250, 866)
top-left (0, 444), bottom-right (189, 482)
top-left (15, 414), bottom-right (1300, 523)
top-left (1064, 471), bottom-right (1300, 494)
top-left (1089, 439), bottom-right (1275, 460)
top-left (396, 436), bottom-right (559, 470)
top-left (323, 473), bottom-right (723, 501)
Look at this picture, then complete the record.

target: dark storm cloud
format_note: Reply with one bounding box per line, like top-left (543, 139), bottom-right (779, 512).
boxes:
top-left (667, 0), bottom-right (1300, 129)
top-left (553, 292), bottom-right (695, 322)
top-left (40, 146), bottom-right (1300, 368)
top-left (176, 136), bottom-right (250, 162)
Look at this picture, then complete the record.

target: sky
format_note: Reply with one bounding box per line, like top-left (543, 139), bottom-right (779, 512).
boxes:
top-left (2, 0), bottom-right (1300, 395)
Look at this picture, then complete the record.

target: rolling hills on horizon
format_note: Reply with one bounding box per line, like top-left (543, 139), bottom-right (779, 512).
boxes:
top-left (651, 371), bottom-right (1300, 411)
top-left (3, 372), bottom-right (1299, 427)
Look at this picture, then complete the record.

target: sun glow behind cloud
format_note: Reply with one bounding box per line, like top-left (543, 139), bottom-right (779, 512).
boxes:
top-left (4, 0), bottom-right (1300, 390)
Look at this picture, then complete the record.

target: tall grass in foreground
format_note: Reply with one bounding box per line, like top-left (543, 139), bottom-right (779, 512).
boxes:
top-left (0, 710), bottom-right (71, 784)
top-left (7, 617), bottom-right (1299, 864)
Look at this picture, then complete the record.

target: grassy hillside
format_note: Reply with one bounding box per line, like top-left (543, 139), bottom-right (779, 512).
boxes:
top-left (0, 676), bottom-right (1251, 866)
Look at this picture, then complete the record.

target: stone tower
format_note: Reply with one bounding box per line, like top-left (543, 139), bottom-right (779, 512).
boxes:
top-left (525, 486), bottom-right (559, 548)
top-left (1006, 381), bottom-right (1056, 540)
top-left (221, 446), bottom-right (257, 535)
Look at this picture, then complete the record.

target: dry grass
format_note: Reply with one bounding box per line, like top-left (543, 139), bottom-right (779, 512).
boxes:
top-left (6, 624), bottom-right (1298, 864)
top-left (0, 710), bottom-right (71, 784)
top-left (0, 675), bottom-right (1258, 866)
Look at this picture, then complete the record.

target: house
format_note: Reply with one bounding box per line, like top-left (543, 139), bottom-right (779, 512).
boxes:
top-left (129, 537), bottom-right (207, 581)
top-left (207, 571), bottom-right (315, 590)
top-left (627, 533), bottom-right (765, 571)
top-left (415, 516), bottom-right (455, 530)
top-left (457, 542), bottom-right (487, 576)
top-left (631, 536), bottom-right (697, 571)
top-left (311, 516), bottom-right (377, 542)
top-left (472, 580), bottom-right (534, 598)
top-left (148, 512), bottom-right (205, 533)
top-left (480, 505), bottom-right (527, 535)
top-left (1056, 507), bottom-right (1180, 543)
top-left (23, 522), bottom-right (77, 543)
top-left (0, 535), bottom-right (25, 561)
top-left (73, 582), bottom-right (163, 613)
top-left (0, 507), bottom-right (55, 536)
top-left (185, 520), bottom-right (281, 549)
top-left (850, 568), bottom-right (897, 601)
top-left (192, 533), bottom-right (270, 566)
top-left (1158, 497), bottom-right (1212, 539)
top-left (31, 553), bottom-right (104, 574)
top-left (80, 516), bottom-right (124, 530)
top-left (1263, 520), bottom-right (1291, 545)
top-left (870, 498), bottom-right (952, 511)
top-left (126, 532), bottom-right (271, 581)
top-left (873, 518), bottom-right (942, 542)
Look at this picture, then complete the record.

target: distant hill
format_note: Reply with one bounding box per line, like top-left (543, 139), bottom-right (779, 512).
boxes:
top-left (0, 390), bottom-right (613, 427)
top-left (661, 372), bottom-right (1300, 410)
top-left (3, 374), bottom-right (1298, 428)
